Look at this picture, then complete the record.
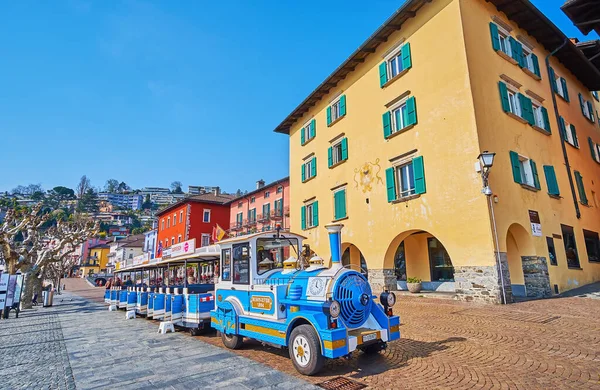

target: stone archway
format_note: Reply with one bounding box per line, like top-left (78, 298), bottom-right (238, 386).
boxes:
top-left (506, 223), bottom-right (551, 298)
top-left (383, 230), bottom-right (455, 293)
top-left (341, 243), bottom-right (368, 278)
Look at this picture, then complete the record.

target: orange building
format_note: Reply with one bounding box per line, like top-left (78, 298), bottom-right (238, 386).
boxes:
top-left (228, 177), bottom-right (290, 236)
top-left (156, 191), bottom-right (234, 256)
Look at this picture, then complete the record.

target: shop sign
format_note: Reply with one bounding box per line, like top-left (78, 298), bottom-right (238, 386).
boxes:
top-left (161, 239), bottom-right (196, 261)
top-left (529, 210), bottom-right (542, 237)
top-left (133, 253), bottom-right (149, 266)
top-left (13, 274), bottom-right (24, 304)
top-left (5, 275), bottom-right (17, 307)
top-left (0, 273), bottom-right (8, 311)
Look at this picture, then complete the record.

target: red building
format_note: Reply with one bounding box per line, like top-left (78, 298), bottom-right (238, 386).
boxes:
top-left (228, 177), bottom-right (290, 236)
top-left (156, 191), bottom-right (234, 255)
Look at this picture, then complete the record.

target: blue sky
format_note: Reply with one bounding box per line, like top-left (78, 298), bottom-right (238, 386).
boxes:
top-left (0, 0), bottom-right (597, 194)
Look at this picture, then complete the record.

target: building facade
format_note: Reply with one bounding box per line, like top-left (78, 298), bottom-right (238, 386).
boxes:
top-left (275, 0), bottom-right (600, 302)
top-left (80, 243), bottom-right (110, 277)
top-left (228, 178), bottom-right (290, 236)
top-left (155, 192), bottom-right (234, 255)
top-left (97, 193), bottom-right (143, 210)
top-left (144, 229), bottom-right (158, 259)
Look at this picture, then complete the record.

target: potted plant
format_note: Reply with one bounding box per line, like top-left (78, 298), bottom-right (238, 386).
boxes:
top-left (406, 277), bottom-right (422, 293)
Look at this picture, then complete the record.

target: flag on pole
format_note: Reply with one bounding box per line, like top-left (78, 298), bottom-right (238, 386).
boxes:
top-left (212, 224), bottom-right (226, 242)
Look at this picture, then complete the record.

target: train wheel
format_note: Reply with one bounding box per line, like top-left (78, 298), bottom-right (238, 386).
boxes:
top-left (289, 325), bottom-right (325, 376)
top-left (221, 332), bottom-right (243, 349)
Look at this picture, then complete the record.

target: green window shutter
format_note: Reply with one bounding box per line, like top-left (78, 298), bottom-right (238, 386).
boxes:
top-left (519, 93), bottom-right (534, 125)
top-left (509, 37), bottom-right (522, 65)
top-left (312, 201), bottom-right (319, 227)
top-left (379, 62), bottom-right (388, 88)
top-left (341, 138), bottom-right (348, 161)
top-left (401, 42), bottom-right (412, 70)
top-left (326, 106), bottom-right (332, 126)
top-left (301, 206), bottom-right (306, 230)
top-left (561, 78), bottom-right (569, 102)
top-left (559, 117), bottom-right (567, 140)
top-left (498, 82), bottom-right (510, 113)
top-left (509, 151), bottom-right (522, 184)
top-left (587, 101), bottom-right (595, 122)
top-left (334, 191), bottom-right (340, 220)
top-left (310, 119), bottom-right (316, 138)
top-left (588, 137), bottom-right (597, 162)
top-left (301, 163), bottom-right (306, 182)
top-left (531, 159), bottom-right (540, 190)
top-left (541, 107), bottom-right (551, 132)
top-left (406, 96), bottom-right (417, 126)
top-left (311, 157), bottom-right (317, 177)
top-left (574, 171), bottom-right (588, 205)
top-left (301, 128), bottom-right (306, 145)
top-left (340, 190), bottom-right (346, 218)
top-left (334, 190), bottom-right (346, 220)
top-left (339, 95), bottom-right (346, 117)
top-left (579, 93), bottom-right (585, 117)
top-left (570, 124), bottom-right (579, 147)
top-left (531, 54), bottom-right (541, 78)
top-left (489, 23), bottom-right (500, 51)
top-left (549, 68), bottom-right (558, 93)
top-left (327, 146), bottom-right (333, 168)
top-left (543, 165), bottom-right (560, 196)
top-left (385, 167), bottom-right (397, 202)
top-left (412, 156), bottom-right (426, 194)
top-left (382, 111), bottom-right (392, 138)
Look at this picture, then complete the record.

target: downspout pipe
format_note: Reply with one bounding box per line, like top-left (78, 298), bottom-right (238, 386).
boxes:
top-left (545, 38), bottom-right (581, 219)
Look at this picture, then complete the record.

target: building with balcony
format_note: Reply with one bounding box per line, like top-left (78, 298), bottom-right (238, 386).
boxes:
top-left (228, 178), bottom-right (290, 236)
top-left (79, 243), bottom-right (110, 277)
top-left (106, 234), bottom-right (145, 271)
top-left (275, 0), bottom-right (600, 302)
top-left (155, 192), bottom-right (234, 256)
top-left (97, 193), bottom-right (143, 210)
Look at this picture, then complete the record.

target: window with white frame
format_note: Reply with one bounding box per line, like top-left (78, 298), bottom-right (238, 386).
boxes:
top-left (264, 191), bottom-right (270, 198)
top-left (173, 213), bottom-right (177, 226)
top-left (330, 97), bottom-right (343, 123)
top-left (395, 161), bottom-right (416, 198)
top-left (165, 239), bottom-right (168, 248)
top-left (303, 122), bottom-right (314, 143)
top-left (554, 74), bottom-right (565, 98)
top-left (521, 45), bottom-right (536, 75)
top-left (180, 211), bottom-right (184, 223)
top-left (331, 140), bottom-right (344, 166)
top-left (497, 27), bottom-right (512, 57)
top-left (161, 219), bottom-right (164, 231)
top-left (563, 119), bottom-right (578, 147)
top-left (250, 197), bottom-right (255, 204)
top-left (201, 234), bottom-right (210, 247)
top-left (532, 101), bottom-right (545, 130)
top-left (303, 158), bottom-right (316, 181)
top-left (276, 186), bottom-right (283, 193)
top-left (391, 101), bottom-right (410, 133)
top-left (171, 237), bottom-right (175, 245)
top-left (507, 89), bottom-right (521, 117)
top-left (178, 235), bottom-right (182, 243)
top-left (386, 47), bottom-right (405, 79)
top-left (167, 217), bottom-right (170, 228)
top-left (203, 209), bottom-right (211, 223)
top-left (238, 201), bottom-right (243, 208)
top-left (305, 202), bottom-right (316, 229)
top-left (236, 212), bottom-right (243, 227)
top-left (518, 156), bottom-right (535, 187)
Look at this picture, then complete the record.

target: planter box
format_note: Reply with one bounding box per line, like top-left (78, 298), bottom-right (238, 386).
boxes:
top-left (407, 282), bottom-right (422, 293)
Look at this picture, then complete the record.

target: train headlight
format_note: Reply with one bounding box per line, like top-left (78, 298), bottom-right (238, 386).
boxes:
top-left (380, 291), bottom-right (396, 307)
top-left (323, 299), bottom-right (341, 319)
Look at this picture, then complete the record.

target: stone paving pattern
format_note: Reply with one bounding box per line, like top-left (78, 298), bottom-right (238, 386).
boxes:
top-left (3, 278), bottom-right (600, 389)
top-left (0, 279), bottom-right (315, 390)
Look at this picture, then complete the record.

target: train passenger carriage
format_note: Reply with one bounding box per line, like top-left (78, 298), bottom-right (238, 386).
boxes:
top-left (211, 224), bottom-right (400, 375)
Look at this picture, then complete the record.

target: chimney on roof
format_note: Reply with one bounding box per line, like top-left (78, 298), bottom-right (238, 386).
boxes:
top-left (212, 187), bottom-right (220, 196)
top-left (256, 179), bottom-right (265, 189)
top-left (570, 38), bottom-right (579, 44)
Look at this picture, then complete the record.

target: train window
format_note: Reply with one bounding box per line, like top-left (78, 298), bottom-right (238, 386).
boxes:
top-left (232, 244), bottom-right (250, 284)
top-left (256, 237), bottom-right (297, 275)
top-left (221, 249), bottom-right (231, 281)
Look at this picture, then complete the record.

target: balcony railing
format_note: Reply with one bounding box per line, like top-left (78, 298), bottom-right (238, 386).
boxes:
top-left (257, 213), bottom-right (270, 223)
top-left (244, 218), bottom-right (257, 227)
top-left (229, 222), bottom-right (243, 231)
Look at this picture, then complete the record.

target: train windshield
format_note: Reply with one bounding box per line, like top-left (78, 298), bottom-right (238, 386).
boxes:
top-left (256, 237), bottom-right (298, 275)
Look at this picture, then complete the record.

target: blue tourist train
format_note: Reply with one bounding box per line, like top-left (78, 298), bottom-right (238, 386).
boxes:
top-left (105, 224), bottom-right (400, 376)
top-left (211, 224), bottom-right (400, 375)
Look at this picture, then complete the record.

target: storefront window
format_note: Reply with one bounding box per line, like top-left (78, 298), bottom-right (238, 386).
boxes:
top-left (428, 238), bottom-right (454, 282)
top-left (561, 224), bottom-right (580, 268)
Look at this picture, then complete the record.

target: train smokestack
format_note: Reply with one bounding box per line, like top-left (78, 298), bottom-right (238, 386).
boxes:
top-left (325, 224), bottom-right (343, 270)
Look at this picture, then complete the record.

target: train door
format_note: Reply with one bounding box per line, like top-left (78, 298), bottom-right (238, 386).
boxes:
top-left (231, 242), bottom-right (251, 313)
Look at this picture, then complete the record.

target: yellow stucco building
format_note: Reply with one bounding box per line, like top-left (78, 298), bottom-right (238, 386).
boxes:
top-left (275, 0), bottom-right (600, 302)
top-left (80, 243), bottom-right (110, 277)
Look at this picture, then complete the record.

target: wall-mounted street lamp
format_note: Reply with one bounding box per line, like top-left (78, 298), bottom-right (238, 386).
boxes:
top-left (477, 151), bottom-right (496, 196)
top-left (476, 151), bottom-right (507, 304)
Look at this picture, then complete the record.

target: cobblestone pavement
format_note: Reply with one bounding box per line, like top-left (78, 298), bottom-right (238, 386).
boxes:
top-left (0, 279), bottom-right (315, 390)
top-left (17, 279), bottom-right (600, 389)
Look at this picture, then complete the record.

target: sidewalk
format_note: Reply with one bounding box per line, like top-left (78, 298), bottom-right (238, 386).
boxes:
top-left (0, 288), bottom-right (315, 390)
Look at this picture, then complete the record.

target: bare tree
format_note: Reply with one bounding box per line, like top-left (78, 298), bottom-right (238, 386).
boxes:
top-left (76, 175), bottom-right (91, 199)
top-left (0, 205), bottom-right (98, 308)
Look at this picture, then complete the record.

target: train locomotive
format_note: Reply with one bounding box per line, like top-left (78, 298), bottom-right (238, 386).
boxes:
top-left (211, 224), bottom-right (400, 375)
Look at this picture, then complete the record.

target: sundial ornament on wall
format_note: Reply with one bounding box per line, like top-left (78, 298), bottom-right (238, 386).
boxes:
top-left (353, 158), bottom-right (383, 193)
